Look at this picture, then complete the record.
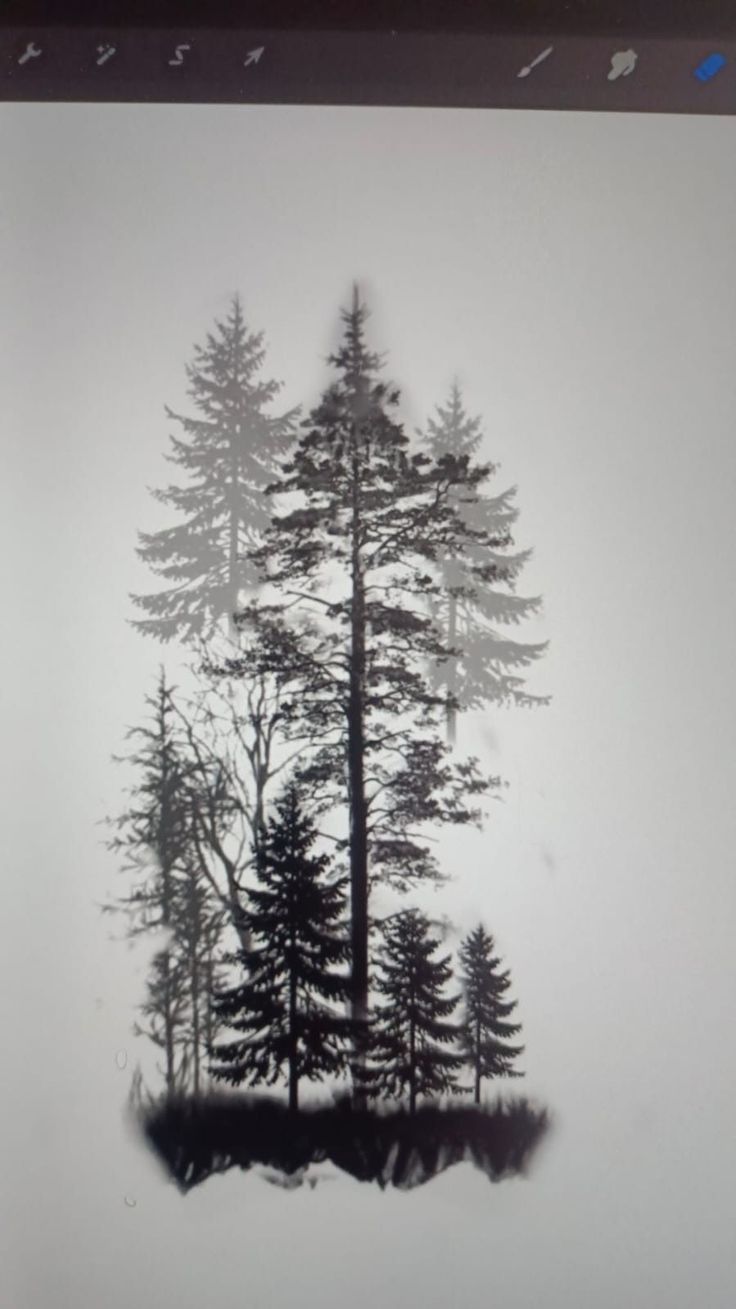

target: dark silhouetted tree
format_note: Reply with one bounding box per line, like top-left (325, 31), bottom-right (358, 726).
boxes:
top-left (186, 624), bottom-right (315, 906)
top-left (243, 292), bottom-right (495, 1063)
top-left (420, 382), bottom-right (547, 742)
top-left (209, 781), bottom-right (353, 1111)
top-left (132, 296), bottom-right (298, 644)
top-left (459, 924), bottom-right (524, 1103)
top-left (372, 909), bottom-right (463, 1114)
top-left (107, 671), bottom-right (195, 1095)
top-left (106, 671), bottom-right (224, 1096)
top-left (175, 858), bottom-right (226, 1095)
top-left (133, 926), bottom-right (190, 1097)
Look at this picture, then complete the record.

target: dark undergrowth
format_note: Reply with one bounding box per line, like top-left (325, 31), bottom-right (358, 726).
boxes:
top-left (139, 1092), bottom-right (551, 1191)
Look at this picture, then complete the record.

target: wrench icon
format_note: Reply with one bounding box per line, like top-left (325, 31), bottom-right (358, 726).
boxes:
top-left (18, 41), bottom-right (42, 65)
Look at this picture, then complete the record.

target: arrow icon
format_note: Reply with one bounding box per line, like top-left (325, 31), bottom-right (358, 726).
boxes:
top-left (244, 46), bottom-right (265, 67)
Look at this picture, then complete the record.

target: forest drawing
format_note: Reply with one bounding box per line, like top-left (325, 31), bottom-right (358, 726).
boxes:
top-left (105, 289), bottom-right (550, 1191)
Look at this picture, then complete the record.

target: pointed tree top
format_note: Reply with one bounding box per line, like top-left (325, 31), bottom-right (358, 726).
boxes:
top-left (469, 922), bottom-right (494, 949)
top-left (461, 924), bottom-right (505, 966)
top-left (327, 286), bottom-right (386, 392)
top-left (422, 381), bottom-right (485, 462)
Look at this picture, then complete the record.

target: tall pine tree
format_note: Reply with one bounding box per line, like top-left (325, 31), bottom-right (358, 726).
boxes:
top-left (133, 924), bottom-right (190, 1097)
top-left (174, 856), bottom-right (225, 1095)
top-left (421, 382), bottom-right (547, 742)
top-left (244, 290), bottom-right (494, 1055)
top-left (106, 671), bottom-right (223, 1097)
top-left (459, 924), bottom-right (524, 1103)
top-left (372, 909), bottom-right (463, 1114)
top-left (209, 781), bottom-right (353, 1111)
top-left (132, 296), bottom-right (298, 644)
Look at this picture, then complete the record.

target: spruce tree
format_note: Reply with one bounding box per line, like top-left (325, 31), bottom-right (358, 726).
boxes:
top-left (459, 924), bottom-right (524, 1103)
top-left (244, 290), bottom-right (494, 1054)
top-left (209, 781), bottom-right (353, 1111)
top-left (174, 858), bottom-right (225, 1095)
top-left (132, 296), bottom-right (298, 644)
top-left (421, 382), bottom-right (547, 742)
top-left (372, 909), bottom-right (463, 1114)
top-left (133, 924), bottom-right (190, 1097)
top-left (106, 671), bottom-right (224, 1096)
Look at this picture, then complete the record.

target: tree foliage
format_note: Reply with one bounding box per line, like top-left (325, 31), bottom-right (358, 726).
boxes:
top-left (209, 781), bottom-right (354, 1110)
top-left (420, 382), bottom-right (548, 740)
top-left (117, 288), bottom-right (547, 1118)
top-left (132, 296), bottom-right (298, 643)
top-left (371, 909), bottom-right (463, 1113)
top-left (240, 292), bottom-right (496, 1046)
top-left (106, 671), bottom-right (224, 1095)
top-left (459, 924), bottom-right (524, 1103)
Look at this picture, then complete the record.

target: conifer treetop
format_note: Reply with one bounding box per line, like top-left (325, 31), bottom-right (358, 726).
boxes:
top-left (419, 380), bottom-right (549, 720)
top-left (131, 295), bottom-right (298, 645)
top-left (459, 923), bottom-right (524, 1094)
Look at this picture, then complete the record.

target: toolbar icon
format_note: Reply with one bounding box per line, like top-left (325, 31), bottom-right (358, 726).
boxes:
top-left (96, 44), bottom-right (117, 67)
top-left (694, 53), bottom-right (727, 83)
top-left (608, 49), bottom-right (638, 81)
top-left (244, 46), bottom-right (265, 67)
top-left (168, 43), bottom-right (192, 67)
top-left (517, 46), bottom-right (554, 79)
top-left (18, 41), bottom-right (42, 66)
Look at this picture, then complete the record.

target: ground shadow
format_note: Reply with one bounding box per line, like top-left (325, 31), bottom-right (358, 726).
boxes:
top-left (140, 1093), bottom-right (551, 1191)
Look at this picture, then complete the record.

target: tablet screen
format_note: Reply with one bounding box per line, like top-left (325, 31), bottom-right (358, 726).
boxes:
top-left (3, 21), bottom-right (735, 1309)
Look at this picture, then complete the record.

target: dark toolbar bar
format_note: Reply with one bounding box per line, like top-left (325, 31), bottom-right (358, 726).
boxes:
top-left (2, 29), bottom-right (736, 112)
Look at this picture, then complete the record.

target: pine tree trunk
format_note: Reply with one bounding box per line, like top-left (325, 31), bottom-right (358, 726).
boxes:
top-left (227, 445), bottom-right (240, 645)
top-left (347, 433), bottom-right (370, 1103)
top-left (204, 949), bottom-right (215, 1090)
top-left (288, 960), bottom-right (299, 1114)
top-left (254, 759), bottom-right (268, 868)
top-left (446, 590), bottom-right (458, 746)
top-left (190, 899), bottom-right (201, 1097)
top-left (474, 1014), bottom-right (481, 1105)
top-left (161, 948), bottom-right (176, 1100)
top-left (409, 1016), bottom-right (417, 1116)
top-left (159, 719), bottom-right (177, 1099)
